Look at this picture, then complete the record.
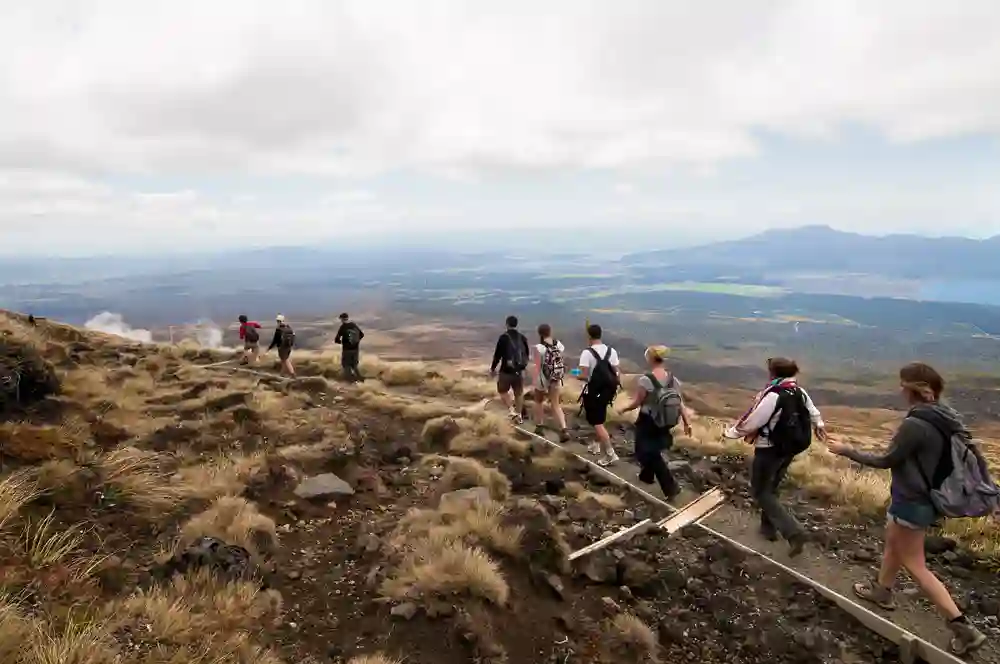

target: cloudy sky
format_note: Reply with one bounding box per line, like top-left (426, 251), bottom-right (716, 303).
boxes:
top-left (1, 1), bottom-right (999, 257)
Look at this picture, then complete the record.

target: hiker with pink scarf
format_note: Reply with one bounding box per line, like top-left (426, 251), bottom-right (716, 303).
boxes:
top-left (724, 357), bottom-right (827, 557)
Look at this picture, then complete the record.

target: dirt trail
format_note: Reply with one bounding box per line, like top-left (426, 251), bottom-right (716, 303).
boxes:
top-left (198, 360), bottom-right (999, 660)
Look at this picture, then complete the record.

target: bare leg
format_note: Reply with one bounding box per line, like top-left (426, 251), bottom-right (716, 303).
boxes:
top-left (550, 386), bottom-right (567, 431)
top-left (894, 524), bottom-right (961, 619)
top-left (595, 424), bottom-right (612, 455)
top-left (876, 522), bottom-right (904, 590)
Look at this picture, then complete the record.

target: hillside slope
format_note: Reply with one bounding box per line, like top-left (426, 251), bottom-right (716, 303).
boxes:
top-left (1, 312), bottom-right (998, 662)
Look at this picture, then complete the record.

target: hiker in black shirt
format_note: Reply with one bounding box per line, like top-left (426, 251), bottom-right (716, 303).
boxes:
top-left (265, 314), bottom-right (296, 377)
top-left (334, 312), bottom-right (365, 382)
top-left (490, 315), bottom-right (530, 424)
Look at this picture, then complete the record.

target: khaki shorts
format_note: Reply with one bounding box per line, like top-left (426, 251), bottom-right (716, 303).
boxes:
top-left (244, 341), bottom-right (259, 351)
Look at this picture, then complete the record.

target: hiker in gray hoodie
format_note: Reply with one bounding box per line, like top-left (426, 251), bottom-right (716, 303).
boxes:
top-left (829, 362), bottom-right (986, 656)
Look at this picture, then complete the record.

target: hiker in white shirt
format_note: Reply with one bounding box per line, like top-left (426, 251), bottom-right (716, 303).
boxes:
top-left (576, 323), bottom-right (621, 466)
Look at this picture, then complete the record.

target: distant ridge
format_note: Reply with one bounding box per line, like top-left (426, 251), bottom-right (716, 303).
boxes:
top-left (622, 225), bottom-right (1000, 280)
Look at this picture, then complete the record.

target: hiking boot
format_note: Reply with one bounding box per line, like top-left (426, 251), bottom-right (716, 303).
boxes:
top-left (533, 425), bottom-right (546, 437)
top-left (787, 533), bottom-right (806, 558)
top-left (638, 467), bottom-right (654, 484)
top-left (558, 429), bottom-right (570, 443)
top-left (759, 524), bottom-right (779, 542)
top-left (587, 441), bottom-right (601, 455)
top-left (597, 450), bottom-right (620, 467)
top-left (665, 485), bottom-right (682, 502)
top-left (852, 580), bottom-right (897, 610)
top-left (949, 619), bottom-right (986, 655)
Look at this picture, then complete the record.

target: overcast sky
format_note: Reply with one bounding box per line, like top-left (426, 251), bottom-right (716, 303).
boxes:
top-left (1, 1), bottom-right (999, 257)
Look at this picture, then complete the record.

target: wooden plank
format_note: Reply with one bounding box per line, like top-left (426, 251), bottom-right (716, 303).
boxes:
top-left (567, 519), bottom-right (656, 561)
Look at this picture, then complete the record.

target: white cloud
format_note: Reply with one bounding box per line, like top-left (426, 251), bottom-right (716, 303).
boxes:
top-left (1, 0), bottom-right (999, 253)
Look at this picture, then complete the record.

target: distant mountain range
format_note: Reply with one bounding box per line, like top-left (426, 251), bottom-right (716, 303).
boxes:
top-left (624, 225), bottom-right (1000, 280)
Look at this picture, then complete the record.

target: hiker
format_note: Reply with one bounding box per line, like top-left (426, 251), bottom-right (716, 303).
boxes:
top-left (618, 345), bottom-right (691, 501)
top-left (490, 315), bottom-right (530, 423)
top-left (723, 357), bottom-right (825, 557)
top-left (334, 312), bottom-right (365, 382)
top-left (576, 324), bottom-right (621, 466)
top-left (828, 362), bottom-right (988, 655)
top-left (265, 315), bottom-right (296, 377)
top-left (237, 315), bottom-right (262, 365)
top-left (530, 323), bottom-right (569, 441)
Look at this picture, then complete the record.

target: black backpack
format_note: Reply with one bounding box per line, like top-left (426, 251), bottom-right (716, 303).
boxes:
top-left (244, 325), bottom-right (259, 344)
top-left (585, 347), bottom-right (620, 402)
top-left (343, 325), bottom-right (360, 347)
top-left (279, 326), bottom-right (296, 350)
top-left (504, 331), bottom-right (527, 372)
top-left (763, 384), bottom-right (812, 455)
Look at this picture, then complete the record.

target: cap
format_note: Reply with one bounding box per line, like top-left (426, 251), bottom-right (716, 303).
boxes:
top-left (275, 314), bottom-right (286, 323)
top-left (339, 312), bottom-right (349, 320)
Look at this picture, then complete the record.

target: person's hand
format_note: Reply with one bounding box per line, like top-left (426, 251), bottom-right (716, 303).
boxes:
top-left (827, 440), bottom-right (852, 456)
top-left (489, 369), bottom-right (496, 378)
top-left (815, 426), bottom-right (828, 442)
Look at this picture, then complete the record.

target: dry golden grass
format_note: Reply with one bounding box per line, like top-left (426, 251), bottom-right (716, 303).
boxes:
top-left (95, 446), bottom-right (185, 514)
top-left (448, 432), bottom-right (529, 459)
top-left (531, 449), bottom-right (572, 472)
top-left (0, 469), bottom-right (40, 531)
top-left (392, 499), bottom-right (524, 557)
top-left (18, 511), bottom-right (105, 581)
top-left (607, 613), bottom-right (659, 663)
top-left (0, 422), bottom-right (87, 463)
top-left (178, 496), bottom-right (278, 558)
top-left (0, 593), bottom-right (32, 663)
top-left (563, 481), bottom-right (627, 511)
top-left (421, 455), bottom-right (511, 501)
top-left (25, 615), bottom-right (119, 664)
top-left (348, 655), bottom-right (402, 664)
top-left (381, 538), bottom-right (509, 606)
top-left (175, 451), bottom-right (268, 500)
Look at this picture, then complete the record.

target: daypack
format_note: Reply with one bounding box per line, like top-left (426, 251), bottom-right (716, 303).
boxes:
top-left (243, 324), bottom-right (259, 344)
top-left (279, 326), bottom-right (295, 350)
top-left (504, 331), bottom-right (528, 372)
top-left (646, 372), bottom-right (682, 429)
top-left (763, 384), bottom-right (812, 455)
top-left (910, 410), bottom-right (1000, 519)
top-left (541, 341), bottom-right (565, 383)
top-left (343, 325), bottom-right (360, 347)
top-left (584, 347), bottom-right (620, 402)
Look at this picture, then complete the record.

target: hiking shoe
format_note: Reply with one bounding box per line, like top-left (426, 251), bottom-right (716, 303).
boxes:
top-left (949, 620), bottom-right (986, 655)
top-left (533, 425), bottom-right (546, 437)
top-left (638, 467), bottom-right (654, 484)
top-left (597, 451), bottom-right (620, 467)
top-left (665, 485), bottom-right (682, 502)
top-left (852, 580), bottom-right (897, 610)
top-left (759, 525), bottom-right (779, 542)
top-left (787, 534), bottom-right (806, 558)
top-left (587, 441), bottom-right (601, 455)
top-left (558, 429), bottom-right (570, 443)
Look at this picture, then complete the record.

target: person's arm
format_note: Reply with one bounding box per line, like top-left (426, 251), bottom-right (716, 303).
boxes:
top-left (532, 346), bottom-right (542, 383)
top-left (833, 418), bottom-right (925, 469)
top-left (357, 324), bottom-right (364, 340)
top-left (490, 336), bottom-right (504, 373)
top-left (674, 377), bottom-right (693, 435)
top-left (727, 392), bottom-right (779, 438)
top-left (577, 350), bottom-right (592, 381)
top-left (620, 376), bottom-right (648, 413)
top-left (239, 324), bottom-right (245, 340)
top-left (334, 324), bottom-right (344, 345)
top-left (267, 328), bottom-right (281, 351)
top-left (800, 388), bottom-right (828, 440)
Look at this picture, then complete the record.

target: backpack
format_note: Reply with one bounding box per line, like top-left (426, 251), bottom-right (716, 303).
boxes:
top-left (762, 384), bottom-right (812, 456)
top-left (279, 325), bottom-right (295, 350)
top-left (910, 410), bottom-right (1000, 519)
top-left (244, 325), bottom-right (259, 344)
top-left (541, 341), bottom-right (565, 382)
top-left (343, 325), bottom-right (360, 347)
top-left (646, 373), bottom-right (682, 429)
top-left (584, 347), bottom-right (620, 403)
top-left (504, 331), bottom-right (527, 372)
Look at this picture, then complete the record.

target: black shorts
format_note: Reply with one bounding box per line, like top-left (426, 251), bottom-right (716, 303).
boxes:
top-left (278, 348), bottom-right (292, 361)
top-left (497, 371), bottom-right (524, 395)
top-left (582, 392), bottom-right (610, 426)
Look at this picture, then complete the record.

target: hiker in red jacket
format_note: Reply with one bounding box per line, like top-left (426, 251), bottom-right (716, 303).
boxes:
top-left (238, 315), bottom-right (262, 365)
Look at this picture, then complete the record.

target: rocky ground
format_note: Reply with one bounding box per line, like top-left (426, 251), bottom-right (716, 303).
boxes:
top-left (0, 311), bottom-right (994, 663)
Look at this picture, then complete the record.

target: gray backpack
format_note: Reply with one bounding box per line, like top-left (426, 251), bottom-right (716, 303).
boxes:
top-left (912, 411), bottom-right (1000, 518)
top-left (646, 373), bottom-right (682, 429)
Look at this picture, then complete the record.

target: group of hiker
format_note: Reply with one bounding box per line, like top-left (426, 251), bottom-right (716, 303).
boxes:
top-left (236, 312), bottom-right (365, 381)
top-left (490, 315), bottom-right (991, 655)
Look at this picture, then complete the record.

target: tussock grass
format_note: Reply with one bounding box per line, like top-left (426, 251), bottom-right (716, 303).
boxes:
top-left (0, 469), bottom-right (39, 531)
top-left (175, 451), bottom-right (268, 500)
top-left (381, 538), bottom-right (509, 607)
top-left (607, 613), bottom-right (659, 663)
top-left (449, 432), bottom-right (529, 459)
top-left (392, 499), bottom-right (524, 556)
top-left (563, 482), bottom-right (626, 510)
top-left (349, 655), bottom-right (402, 664)
top-left (178, 496), bottom-right (277, 558)
top-left (421, 455), bottom-right (511, 501)
top-left (95, 446), bottom-right (185, 514)
top-left (25, 615), bottom-right (118, 664)
top-left (0, 422), bottom-right (87, 463)
top-left (0, 593), bottom-right (32, 662)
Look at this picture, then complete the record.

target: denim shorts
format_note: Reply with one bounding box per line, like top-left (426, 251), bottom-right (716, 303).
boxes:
top-left (887, 500), bottom-right (938, 530)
